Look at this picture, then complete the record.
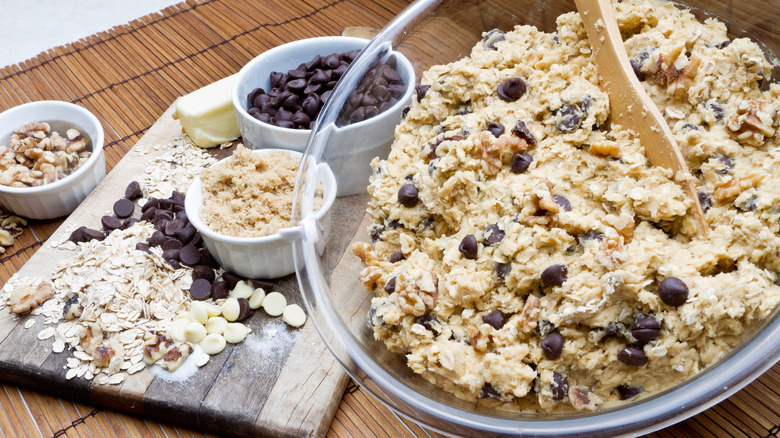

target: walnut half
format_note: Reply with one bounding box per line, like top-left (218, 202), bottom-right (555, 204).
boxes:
top-left (397, 270), bottom-right (439, 316)
top-left (9, 281), bottom-right (53, 314)
top-left (727, 100), bottom-right (775, 147)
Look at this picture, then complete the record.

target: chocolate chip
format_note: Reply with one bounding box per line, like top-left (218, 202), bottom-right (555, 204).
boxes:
top-left (603, 322), bottom-right (622, 337)
top-left (631, 316), bottom-right (661, 344)
top-left (541, 332), bottom-right (564, 360)
top-left (302, 94), bottom-right (321, 115)
top-left (459, 234), bottom-right (478, 260)
top-left (479, 382), bottom-right (501, 399)
top-left (162, 238), bottom-right (182, 251)
top-left (618, 346), bottom-right (648, 366)
top-left (398, 184), bottom-right (419, 207)
top-left (141, 206), bottom-right (157, 222)
top-left (101, 215), bottom-right (122, 231)
top-left (555, 103), bottom-right (581, 132)
top-left (174, 227), bottom-right (196, 245)
top-left (717, 40), bottom-right (731, 49)
top-left (384, 276), bottom-right (396, 293)
top-left (553, 195), bottom-right (571, 212)
top-left (122, 218), bottom-right (140, 229)
top-left (658, 277), bottom-right (688, 307)
top-left (486, 122), bottom-right (505, 137)
top-left (541, 264), bottom-right (568, 287)
top-left (482, 310), bottom-right (505, 330)
top-left (164, 219), bottom-right (183, 237)
top-left (630, 59), bottom-right (645, 81)
top-left (484, 223), bottom-right (504, 245)
top-left (681, 123), bottom-right (699, 131)
top-left (141, 197), bottom-right (159, 212)
top-left (179, 244), bottom-right (201, 266)
top-left (69, 226), bottom-right (87, 243)
top-left (189, 278), bottom-right (212, 300)
top-left (113, 198), bottom-right (135, 218)
top-left (417, 314), bottom-right (441, 334)
top-left (148, 230), bottom-right (166, 247)
top-left (124, 181), bottom-right (142, 200)
top-left (192, 265), bottom-right (215, 283)
top-left (510, 153), bottom-right (533, 174)
top-left (496, 262), bottom-right (511, 282)
top-left (389, 251), bottom-right (404, 263)
top-left (135, 242), bottom-right (151, 253)
top-left (252, 279), bottom-right (274, 290)
top-left (512, 120), bottom-right (537, 145)
top-left (552, 372), bottom-right (568, 401)
top-left (83, 228), bottom-right (105, 242)
top-left (579, 230), bottom-right (604, 243)
top-left (708, 101), bottom-right (725, 122)
top-left (236, 298), bottom-right (252, 321)
top-left (211, 280), bottom-right (229, 299)
top-left (497, 78), bottom-right (526, 101)
top-left (616, 385), bottom-right (643, 400)
top-left (222, 272), bottom-right (242, 290)
top-left (481, 29), bottom-right (505, 50)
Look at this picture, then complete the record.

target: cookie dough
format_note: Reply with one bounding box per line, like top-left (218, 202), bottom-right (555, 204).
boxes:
top-left (354, 0), bottom-right (780, 413)
top-left (199, 145), bottom-right (299, 238)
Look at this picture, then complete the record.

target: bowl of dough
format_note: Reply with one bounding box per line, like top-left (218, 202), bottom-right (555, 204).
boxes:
top-left (185, 146), bottom-right (336, 280)
top-left (0, 100), bottom-right (106, 219)
top-left (290, 0), bottom-right (780, 436)
top-left (232, 35), bottom-right (415, 196)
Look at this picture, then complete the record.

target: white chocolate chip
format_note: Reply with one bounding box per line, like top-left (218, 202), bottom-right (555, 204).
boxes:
top-left (195, 354), bottom-right (210, 367)
top-left (205, 316), bottom-right (228, 335)
top-left (223, 323), bottom-right (249, 343)
top-left (189, 301), bottom-right (209, 324)
top-left (230, 281), bottom-right (254, 299)
top-left (184, 321), bottom-right (207, 343)
top-left (248, 287), bottom-right (266, 309)
top-left (262, 292), bottom-right (287, 317)
top-left (222, 298), bottom-right (240, 322)
top-left (282, 304), bottom-right (307, 328)
top-left (204, 302), bottom-right (223, 317)
top-left (200, 333), bottom-right (226, 355)
top-left (170, 318), bottom-right (189, 342)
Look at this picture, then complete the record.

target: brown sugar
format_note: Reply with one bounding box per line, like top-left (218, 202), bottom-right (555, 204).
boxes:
top-left (200, 145), bottom-right (299, 238)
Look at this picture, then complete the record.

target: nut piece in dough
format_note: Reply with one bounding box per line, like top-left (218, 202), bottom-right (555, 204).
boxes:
top-left (262, 292), bottom-right (287, 317)
top-left (9, 281), bottom-right (53, 314)
top-left (230, 280), bottom-right (254, 299)
top-left (223, 323), bottom-right (249, 343)
top-left (200, 333), bottom-right (227, 355)
top-left (205, 316), bottom-right (228, 335)
top-left (248, 287), bottom-right (266, 309)
top-left (222, 298), bottom-right (240, 321)
top-left (282, 304), bottom-right (307, 328)
top-left (184, 321), bottom-right (208, 343)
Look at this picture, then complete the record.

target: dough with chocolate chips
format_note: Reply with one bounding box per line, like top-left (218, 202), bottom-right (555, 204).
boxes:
top-left (354, 0), bottom-right (780, 412)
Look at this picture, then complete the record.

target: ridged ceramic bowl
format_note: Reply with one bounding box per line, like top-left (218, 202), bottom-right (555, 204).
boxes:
top-left (0, 101), bottom-right (106, 219)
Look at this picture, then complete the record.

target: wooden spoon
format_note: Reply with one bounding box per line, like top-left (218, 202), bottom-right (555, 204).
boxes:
top-left (574, 0), bottom-right (708, 236)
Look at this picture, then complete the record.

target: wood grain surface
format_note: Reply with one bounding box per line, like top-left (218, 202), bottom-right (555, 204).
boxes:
top-left (0, 0), bottom-right (778, 437)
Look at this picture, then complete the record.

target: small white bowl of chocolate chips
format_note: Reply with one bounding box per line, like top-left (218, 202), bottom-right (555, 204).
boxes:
top-left (0, 100), bottom-right (106, 219)
top-left (232, 36), bottom-right (414, 196)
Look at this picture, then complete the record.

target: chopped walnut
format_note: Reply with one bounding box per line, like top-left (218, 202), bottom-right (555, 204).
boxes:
top-left (79, 322), bottom-right (104, 355)
top-left (9, 281), bottom-right (53, 314)
top-left (714, 171), bottom-right (765, 201)
top-left (653, 49), bottom-right (701, 99)
top-left (352, 242), bottom-right (379, 267)
top-left (518, 295), bottom-right (540, 335)
top-left (569, 387), bottom-right (603, 411)
top-left (62, 294), bottom-right (83, 320)
top-left (143, 332), bottom-right (175, 364)
top-left (726, 101), bottom-right (775, 146)
top-left (396, 270), bottom-right (439, 316)
top-left (596, 228), bottom-right (626, 271)
top-left (476, 131), bottom-right (527, 175)
top-left (589, 140), bottom-right (620, 158)
top-left (359, 266), bottom-right (383, 290)
top-left (159, 343), bottom-right (193, 371)
top-left (92, 340), bottom-right (124, 368)
top-left (518, 182), bottom-right (559, 225)
top-left (423, 131), bottom-right (464, 161)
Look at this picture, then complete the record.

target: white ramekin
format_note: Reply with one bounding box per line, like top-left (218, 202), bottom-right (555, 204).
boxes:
top-left (0, 101), bottom-right (106, 219)
top-left (232, 36), bottom-right (415, 196)
top-left (185, 149), bottom-right (336, 279)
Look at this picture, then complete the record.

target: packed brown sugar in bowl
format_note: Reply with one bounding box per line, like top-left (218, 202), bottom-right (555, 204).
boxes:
top-left (353, 0), bottom-right (780, 413)
top-left (200, 145), bottom-right (299, 238)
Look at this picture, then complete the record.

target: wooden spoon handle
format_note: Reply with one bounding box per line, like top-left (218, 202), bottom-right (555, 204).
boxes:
top-left (574, 0), bottom-right (708, 235)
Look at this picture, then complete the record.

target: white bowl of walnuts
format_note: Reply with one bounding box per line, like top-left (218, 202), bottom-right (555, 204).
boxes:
top-left (0, 100), bottom-right (106, 219)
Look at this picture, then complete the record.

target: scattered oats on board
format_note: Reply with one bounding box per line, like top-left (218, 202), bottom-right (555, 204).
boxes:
top-left (138, 135), bottom-right (217, 201)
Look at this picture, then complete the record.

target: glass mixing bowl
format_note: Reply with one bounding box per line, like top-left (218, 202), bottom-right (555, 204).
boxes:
top-left (291, 0), bottom-right (780, 435)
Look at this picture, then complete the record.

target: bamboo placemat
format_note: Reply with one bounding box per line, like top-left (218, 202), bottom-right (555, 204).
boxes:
top-left (0, 0), bottom-right (778, 436)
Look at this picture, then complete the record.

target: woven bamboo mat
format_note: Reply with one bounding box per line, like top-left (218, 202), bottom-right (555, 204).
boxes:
top-left (0, 0), bottom-right (778, 436)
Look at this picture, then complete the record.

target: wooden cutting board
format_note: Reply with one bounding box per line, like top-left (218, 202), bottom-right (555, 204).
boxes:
top-left (0, 105), bottom-right (362, 438)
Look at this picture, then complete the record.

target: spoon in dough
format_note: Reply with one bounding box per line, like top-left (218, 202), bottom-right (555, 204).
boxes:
top-left (573, 0), bottom-right (708, 236)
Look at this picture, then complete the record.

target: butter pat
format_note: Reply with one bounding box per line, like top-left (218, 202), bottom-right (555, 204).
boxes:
top-left (173, 75), bottom-right (240, 148)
